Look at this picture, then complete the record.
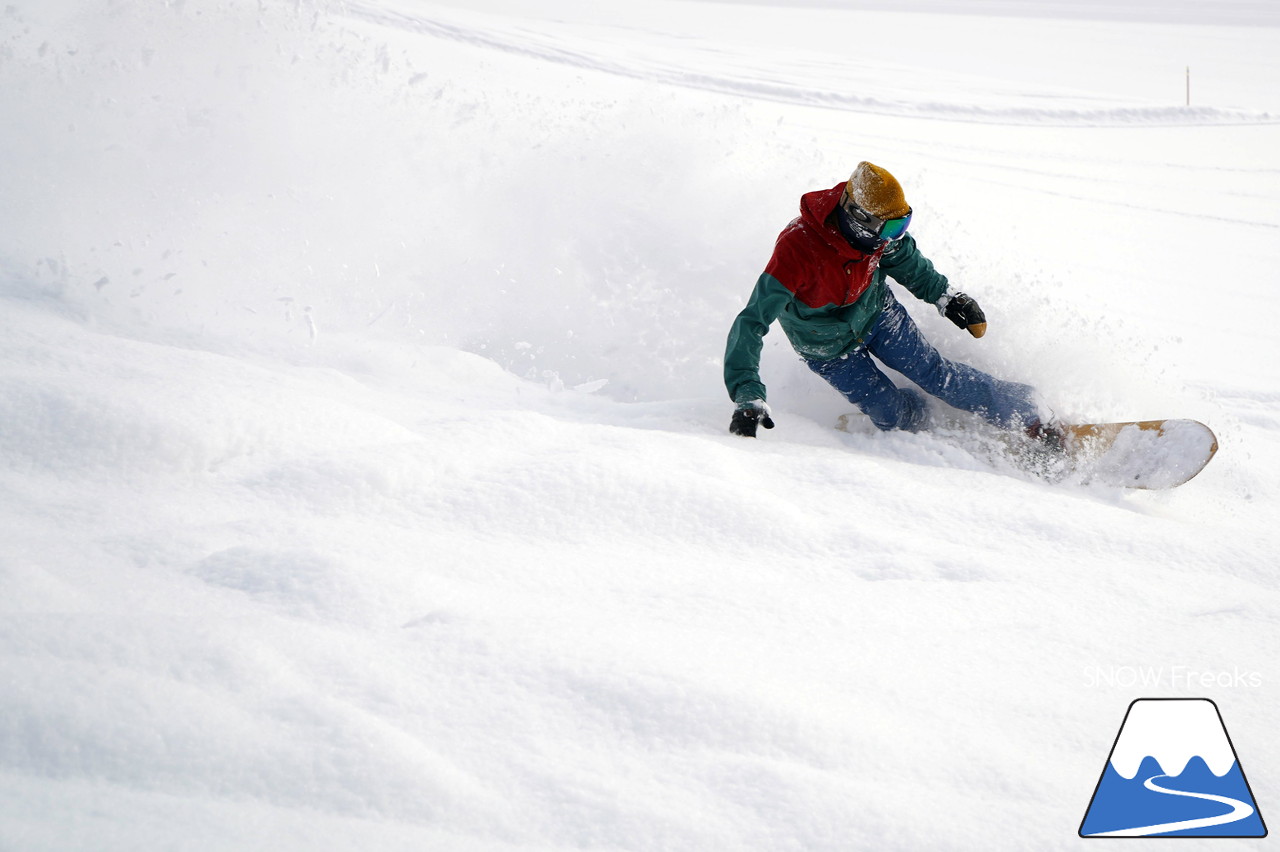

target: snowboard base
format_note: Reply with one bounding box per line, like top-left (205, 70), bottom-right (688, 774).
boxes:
top-left (1058, 419), bottom-right (1218, 489)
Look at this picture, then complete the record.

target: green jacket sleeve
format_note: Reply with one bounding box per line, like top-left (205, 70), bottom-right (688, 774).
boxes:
top-left (879, 235), bottom-right (950, 305)
top-left (724, 273), bottom-right (792, 404)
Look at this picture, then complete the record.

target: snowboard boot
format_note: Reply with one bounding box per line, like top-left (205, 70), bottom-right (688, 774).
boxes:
top-left (1025, 418), bottom-right (1067, 454)
top-left (1019, 418), bottom-right (1072, 481)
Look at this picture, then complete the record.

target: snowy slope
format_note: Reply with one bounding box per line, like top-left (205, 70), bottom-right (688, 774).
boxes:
top-left (1, 1), bottom-right (1278, 850)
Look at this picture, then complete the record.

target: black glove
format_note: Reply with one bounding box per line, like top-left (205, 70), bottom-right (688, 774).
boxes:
top-left (942, 292), bottom-right (988, 338)
top-left (729, 403), bottom-right (775, 438)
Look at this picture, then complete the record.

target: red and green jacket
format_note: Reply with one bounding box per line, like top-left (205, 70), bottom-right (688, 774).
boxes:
top-left (724, 182), bottom-right (951, 404)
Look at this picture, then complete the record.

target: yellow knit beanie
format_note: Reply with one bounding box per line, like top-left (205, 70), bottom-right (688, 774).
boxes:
top-left (845, 162), bottom-right (910, 219)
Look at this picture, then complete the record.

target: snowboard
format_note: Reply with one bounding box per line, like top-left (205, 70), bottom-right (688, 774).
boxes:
top-left (836, 415), bottom-right (1218, 489)
top-left (1055, 419), bottom-right (1218, 489)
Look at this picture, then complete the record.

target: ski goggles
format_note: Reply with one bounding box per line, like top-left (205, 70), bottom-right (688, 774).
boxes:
top-left (841, 197), bottom-right (912, 241)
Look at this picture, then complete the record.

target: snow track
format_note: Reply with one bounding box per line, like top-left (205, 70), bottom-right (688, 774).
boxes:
top-left (349, 1), bottom-right (1279, 127)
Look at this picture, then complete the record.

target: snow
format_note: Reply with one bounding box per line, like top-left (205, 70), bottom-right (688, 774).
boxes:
top-left (1, 1), bottom-right (1278, 850)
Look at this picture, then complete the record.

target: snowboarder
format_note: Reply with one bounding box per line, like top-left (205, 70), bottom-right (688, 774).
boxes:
top-left (724, 161), bottom-right (1062, 447)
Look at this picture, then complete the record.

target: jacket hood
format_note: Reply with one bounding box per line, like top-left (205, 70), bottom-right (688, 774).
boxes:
top-left (799, 183), bottom-right (870, 260)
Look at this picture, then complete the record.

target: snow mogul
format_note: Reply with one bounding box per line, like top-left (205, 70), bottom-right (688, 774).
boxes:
top-left (724, 161), bottom-right (1063, 447)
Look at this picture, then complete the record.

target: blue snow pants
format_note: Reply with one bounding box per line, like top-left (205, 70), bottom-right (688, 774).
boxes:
top-left (805, 294), bottom-right (1040, 433)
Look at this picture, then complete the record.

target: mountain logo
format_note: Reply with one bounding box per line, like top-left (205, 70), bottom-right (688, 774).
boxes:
top-left (1080, 698), bottom-right (1267, 838)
